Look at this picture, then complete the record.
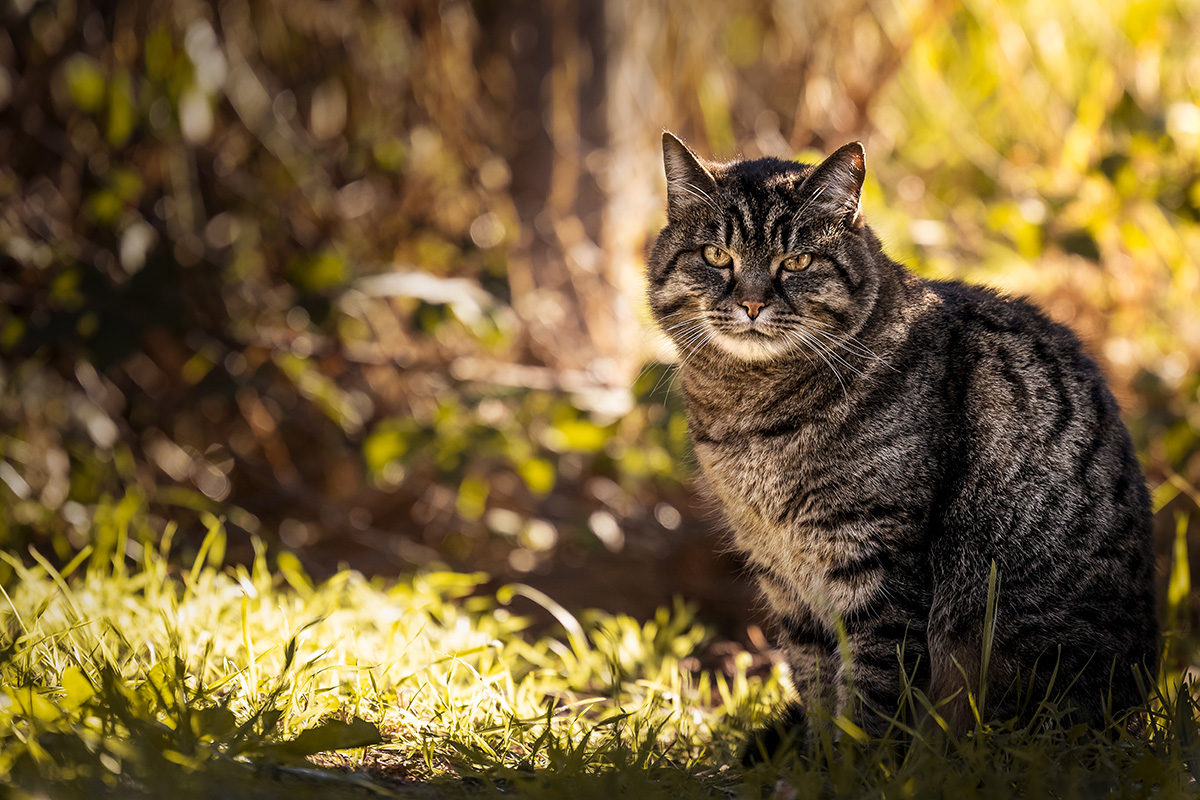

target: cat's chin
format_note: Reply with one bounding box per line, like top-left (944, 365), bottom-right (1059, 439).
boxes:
top-left (711, 331), bottom-right (791, 362)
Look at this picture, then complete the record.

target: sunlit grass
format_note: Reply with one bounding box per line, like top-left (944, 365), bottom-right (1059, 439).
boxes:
top-left (0, 508), bottom-right (779, 798)
top-left (2, 506), bottom-right (1199, 798)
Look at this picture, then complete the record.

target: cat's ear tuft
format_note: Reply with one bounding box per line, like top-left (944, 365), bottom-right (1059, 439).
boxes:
top-left (663, 131), bottom-right (719, 221)
top-left (799, 142), bottom-right (866, 227)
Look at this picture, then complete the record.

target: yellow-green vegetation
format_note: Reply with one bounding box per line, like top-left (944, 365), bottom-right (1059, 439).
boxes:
top-left (1, 507), bottom-right (771, 799)
top-left (5, 0), bottom-right (1200, 796)
top-left (3, 503), bottom-right (1200, 799)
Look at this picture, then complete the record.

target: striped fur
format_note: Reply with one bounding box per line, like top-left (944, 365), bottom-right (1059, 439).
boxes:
top-left (650, 133), bottom-right (1158, 758)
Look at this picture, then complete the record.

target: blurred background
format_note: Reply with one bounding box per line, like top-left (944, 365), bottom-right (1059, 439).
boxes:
top-left (3, 0), bottom-right (1200, 638)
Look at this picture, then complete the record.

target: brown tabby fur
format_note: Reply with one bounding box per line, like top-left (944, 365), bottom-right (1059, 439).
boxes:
top-left (647, 132), bottom-right (1158, 760)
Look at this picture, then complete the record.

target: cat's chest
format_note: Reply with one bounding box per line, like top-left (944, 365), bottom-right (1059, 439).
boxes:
top-left (691, 422), bottom-right (924, 594)
top-left (694, 430), bottom-right (887, 614)
top-left (694, 436), bottom-right (804, 529)
top-left (690, 426), bottom-right (861, 560)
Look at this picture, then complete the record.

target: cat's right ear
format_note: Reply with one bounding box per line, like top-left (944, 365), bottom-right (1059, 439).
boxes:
top-left (663, 131), bottom-right (719, 221)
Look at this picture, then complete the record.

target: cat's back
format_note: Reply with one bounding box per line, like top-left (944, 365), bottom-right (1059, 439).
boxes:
top-left (922, 276), bottom-right (1153, 614)
top-left (922, 278), bottom-right (1135, 489)
top-left (926, 277), bottom-right (1087, 357)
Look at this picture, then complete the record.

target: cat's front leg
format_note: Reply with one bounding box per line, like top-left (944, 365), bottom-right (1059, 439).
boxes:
top-left (742, 610), bottom-right (926, 763)
top-left (741, 610), bottom-right (839, 765)
top-left (839, 608), bottom-right (929, 737)
top-left (741, 700), bottom-right (809, 766)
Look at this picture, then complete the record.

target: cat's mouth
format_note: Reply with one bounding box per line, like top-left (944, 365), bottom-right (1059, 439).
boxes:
top-left (713, 318), bottom-right (778, 338)
top-left (706, 320), bottom-right (791, 361)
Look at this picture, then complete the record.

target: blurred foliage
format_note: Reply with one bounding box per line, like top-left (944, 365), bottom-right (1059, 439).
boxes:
top-left (2, 0), bottom-right (1200, 624)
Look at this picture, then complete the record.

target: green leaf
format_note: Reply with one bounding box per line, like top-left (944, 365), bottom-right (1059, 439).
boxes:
top-left (1167, 512), bottom-right (1191, 632)
top-left (288, 251), bottom-right (346, 293)
top-left (60, 666), bottom-right (95, 711)
top-left (8, 686), bottom-right (61, 722)
top-left (107, 71), bottom-right (137, 146)
top-left (147, 659), bottom-right (175, 709)
top-left (191, 706), bottom-right (238, 741)
top-left (456, 475), bottom-right (488, 520)
top-left (268, 717), bottom-right (382, 757)
top-left (64, 55), bottom-right (106, 112)
top-left (1152, 481), bottom-right (1181, 513)
top-left (547, 419), bottom-right (608, 453)
top-left (277, 551), bottom-right (313, 596)
top-left (831, 715), bottom-right (871, 745)
top-left (363, 424), bottom-right (409, 475)
top-left (518, 457), bottom-right (555, 496)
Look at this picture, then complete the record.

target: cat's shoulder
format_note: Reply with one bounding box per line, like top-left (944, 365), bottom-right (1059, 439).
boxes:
top-left (923, 276), bottom-right (1079, 347)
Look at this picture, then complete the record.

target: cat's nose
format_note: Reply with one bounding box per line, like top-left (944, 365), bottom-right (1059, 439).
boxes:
top-left (740, 301), bottom-right (767, 320)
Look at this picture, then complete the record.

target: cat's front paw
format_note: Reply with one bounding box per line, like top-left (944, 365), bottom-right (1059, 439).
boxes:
top-left (741, 706), bottom-right (809, 766)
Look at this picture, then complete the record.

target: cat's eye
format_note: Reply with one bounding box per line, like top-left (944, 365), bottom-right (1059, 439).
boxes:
top-left (781, 253), bottom-right (813, 272)
top-left (702, 245), bottom-right (732, 268)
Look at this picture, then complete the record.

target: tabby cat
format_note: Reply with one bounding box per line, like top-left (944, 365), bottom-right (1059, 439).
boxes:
top-left (648, 132), bottom-right (1158, 760)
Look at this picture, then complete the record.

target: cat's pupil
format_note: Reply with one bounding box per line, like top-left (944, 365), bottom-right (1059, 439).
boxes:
top-left (782, 253), bottom-right (812, 271)
top-left (703, 244), bottom-right (731, 267)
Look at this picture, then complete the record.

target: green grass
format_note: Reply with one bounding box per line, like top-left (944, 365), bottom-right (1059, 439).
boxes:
top-left (2, 510), bottom-right (1199, 799)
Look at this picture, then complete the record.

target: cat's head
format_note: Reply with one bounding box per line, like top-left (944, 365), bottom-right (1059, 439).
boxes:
top-left (648, 132), bottom-right (885, 364)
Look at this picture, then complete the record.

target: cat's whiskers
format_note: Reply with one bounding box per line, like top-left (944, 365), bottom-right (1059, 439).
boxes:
top-left (655, 309), bottom-right (692, 325)
top-left (780, 328), bottom-right (815, 368)
top-left (801, 317), bottom-right (871, 345)
top-left (657, 316), bottom-right (710, 391)
top-left (786, 326), bottom-right (851, 399)
top-left (781, 326), bottom-right (847, 397)
top-left (645, 363), bottom-right (679, 401)
top-left (796, 327), bottom-right (876, 377)
top-left (628, 311), bottom-right (697, 397)
top-left (651, 318), bottom-right (713, 396)
top-left (638, 307), bottom-right (707, 374)
top-left (675, 323), bottom-right (715, 359)
top-left (679, 332), bottom-right (715, 375)
top-left (791, 325), bottom-right (866, 379)
top-left (662, 317), bottom-right (695, 333)
top-left (676, 318), bottom-right (719, 371)
top-left (664, 315), bottom-right (712, 342)
top-left (800, 318), bottom-right (898, 371)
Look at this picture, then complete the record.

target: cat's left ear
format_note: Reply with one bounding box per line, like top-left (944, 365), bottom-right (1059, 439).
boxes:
top-left (799, 142), bottom-right (866, 227)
